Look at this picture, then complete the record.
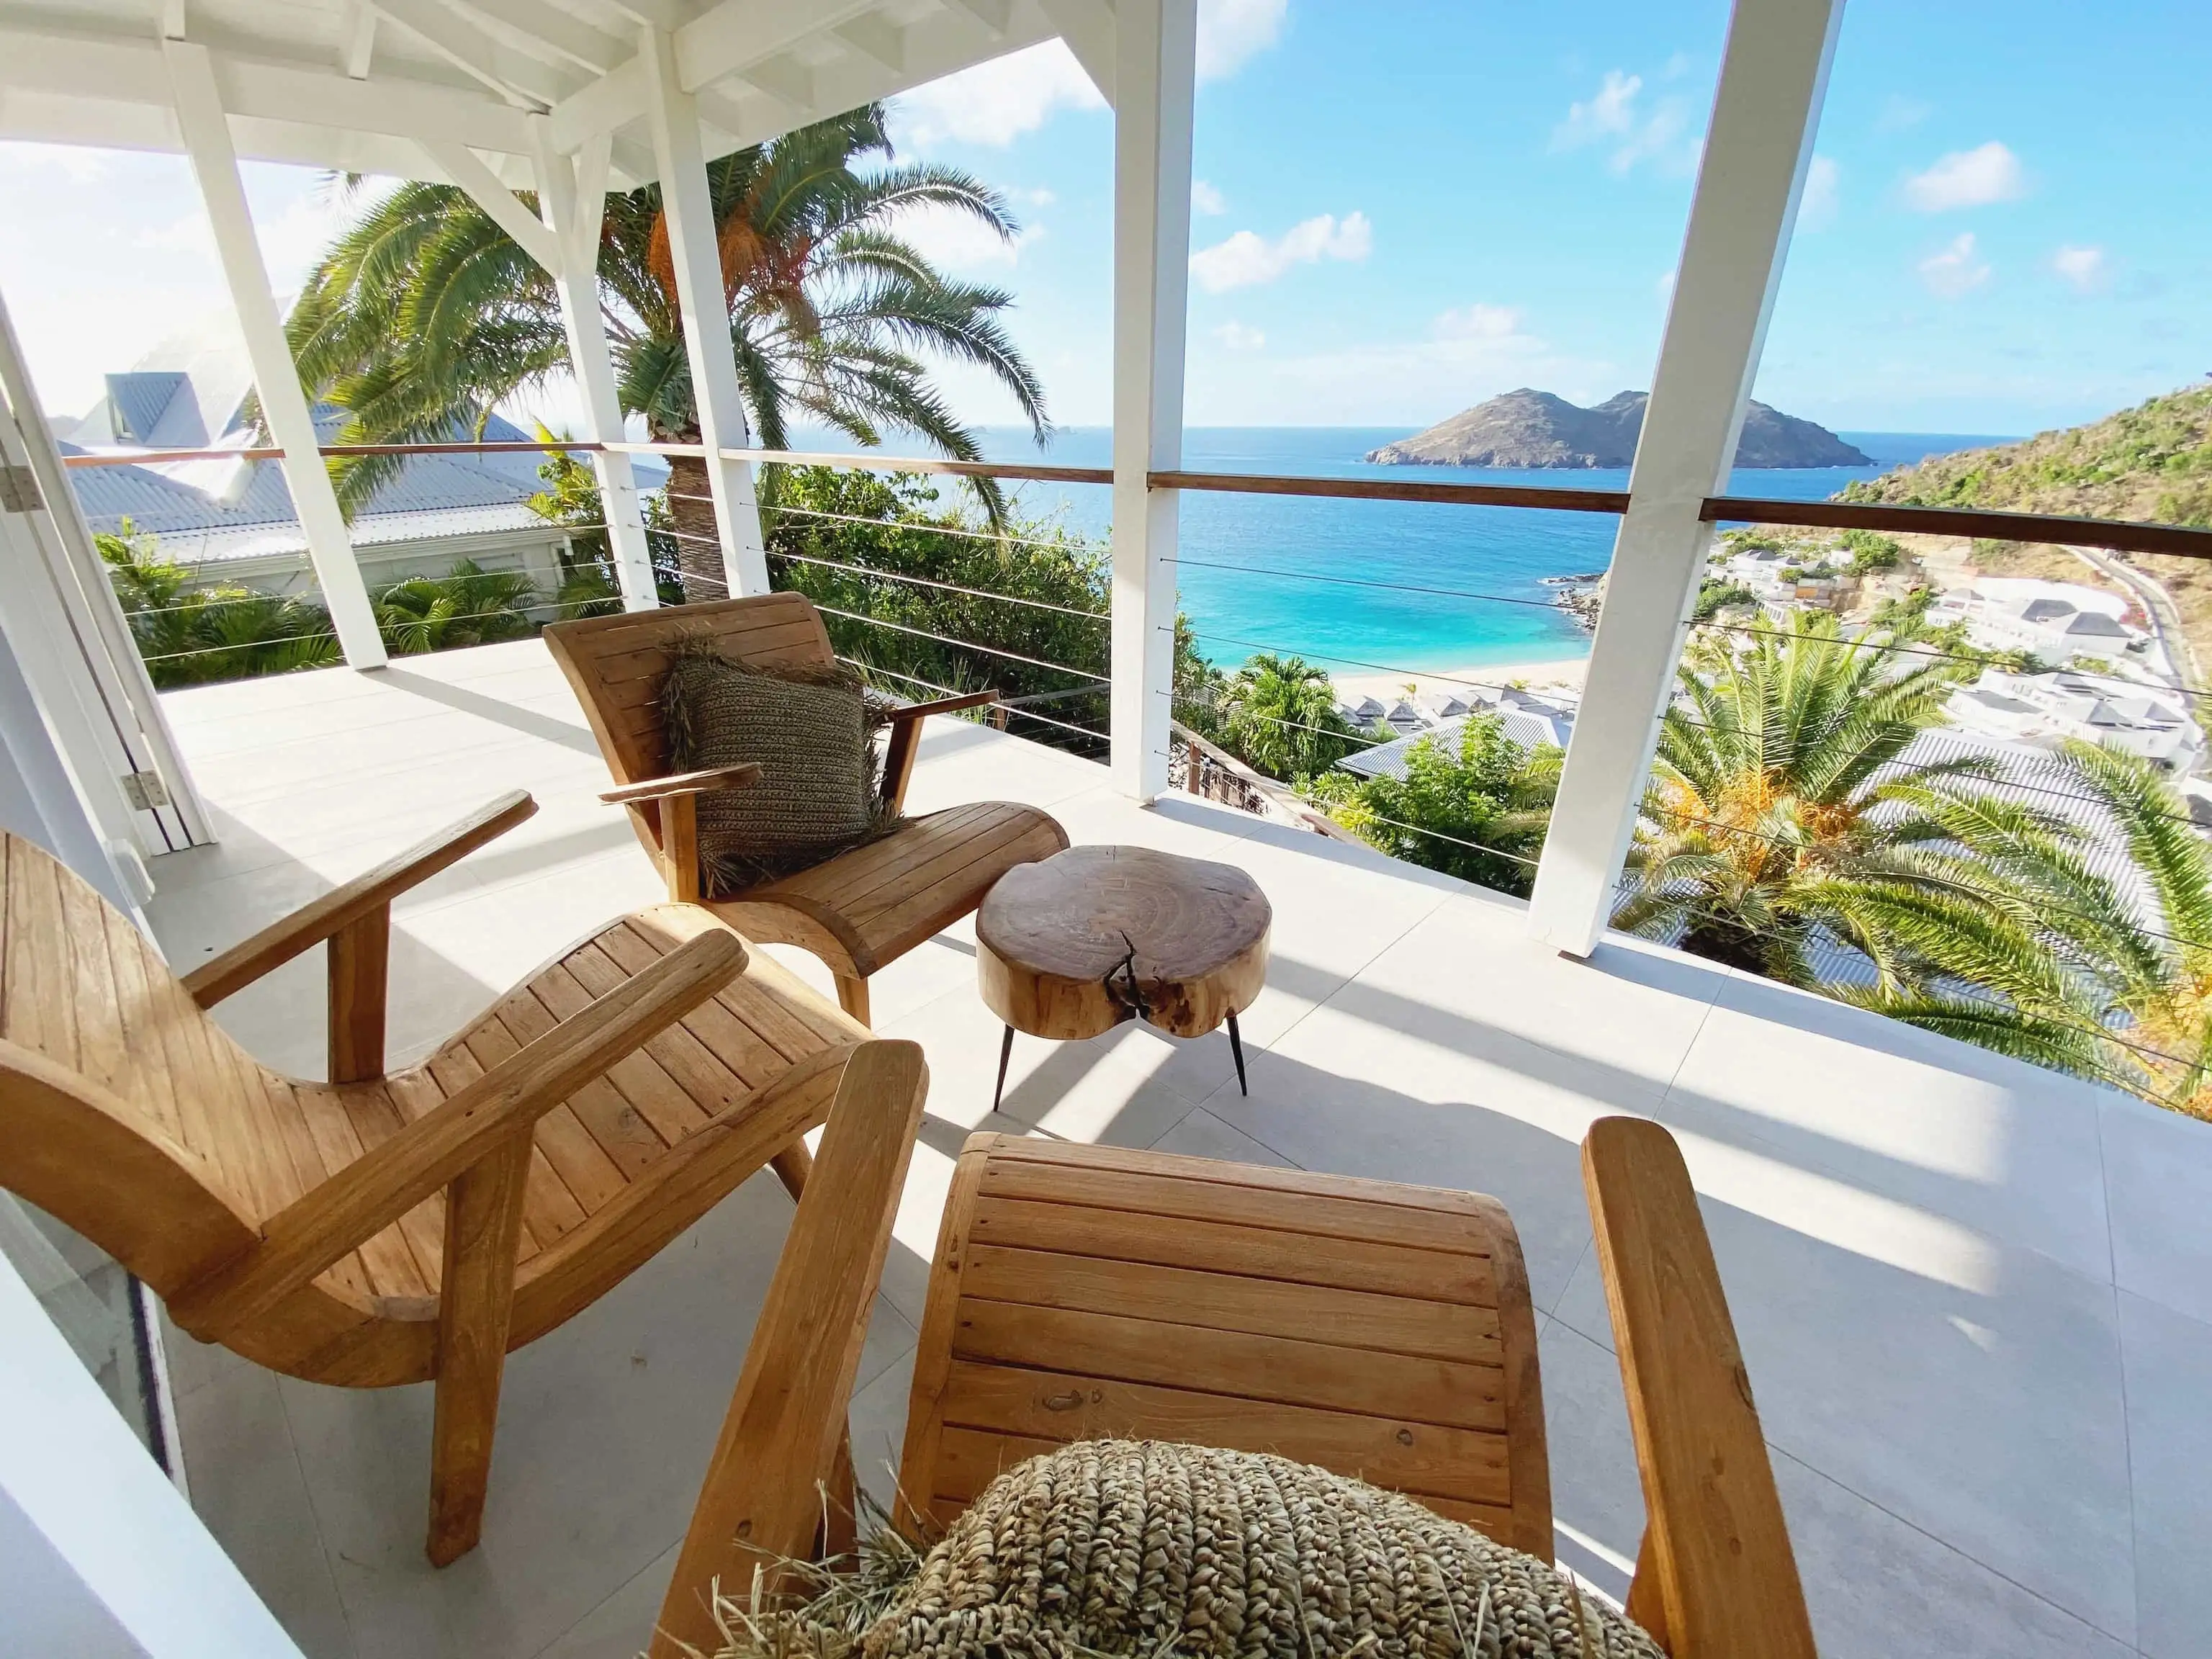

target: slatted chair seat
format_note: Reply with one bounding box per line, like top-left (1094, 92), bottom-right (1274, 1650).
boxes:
top-left (544, 593), bottom-right (1070, 1024)
top-left (0, 797), bottom-right (917, 1568)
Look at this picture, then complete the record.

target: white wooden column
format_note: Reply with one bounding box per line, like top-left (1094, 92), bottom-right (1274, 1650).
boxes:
top-left (528, 121), bottom-right (660, 609)
top-left (1527, 0), bottom-right (1845, 956)
top-left (638, 25), bottom-right (769, 599)
top-left (163, 40), bottom-right (387, 668)
top-left (1107, 0), bottom-right (1195, 801)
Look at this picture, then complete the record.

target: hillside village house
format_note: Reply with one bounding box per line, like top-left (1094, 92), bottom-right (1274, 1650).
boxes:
top-left (61, 327), bottom-right (606, 610)
top-left (1935, 576), bottom-right (2149, 663)
top-left (1, 1), bottom-right (2211, 1657)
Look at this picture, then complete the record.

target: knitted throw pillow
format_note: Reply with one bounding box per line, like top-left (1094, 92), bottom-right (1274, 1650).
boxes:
top-left (714, 1439), bottom-right (1663, 1659)
top-left (659, 649), bottom-right (898, 894)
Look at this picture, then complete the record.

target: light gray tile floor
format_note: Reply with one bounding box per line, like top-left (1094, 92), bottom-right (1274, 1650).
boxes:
top-left (143, 639), bottom-right (2212, 1658)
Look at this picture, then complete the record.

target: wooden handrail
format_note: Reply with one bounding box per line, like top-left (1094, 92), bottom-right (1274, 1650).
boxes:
top-left (60, 437), bottom-right (2212, 560)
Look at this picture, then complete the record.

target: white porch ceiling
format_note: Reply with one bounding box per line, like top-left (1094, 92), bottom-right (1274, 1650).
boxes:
top-left (0, 0), bottom-right (1097, 185)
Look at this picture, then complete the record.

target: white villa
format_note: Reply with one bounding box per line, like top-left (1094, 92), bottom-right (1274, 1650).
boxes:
top-left (1938, 577), bottom-right (2148, 664)
top-left (1946, 665), bottom-right (2205, 772)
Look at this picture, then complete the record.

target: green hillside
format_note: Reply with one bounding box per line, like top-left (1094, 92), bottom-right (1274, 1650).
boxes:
top-left (1839, 383), bottom-right (2212, 526)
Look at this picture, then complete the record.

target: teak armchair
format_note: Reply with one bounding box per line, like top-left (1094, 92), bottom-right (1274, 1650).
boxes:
top-left (544, 594), bottom-right (1070, 1027)
top-left (0, 792), bottom-right (905, 1567)
top-left (652, 1122), bottom-right (1817, 1659)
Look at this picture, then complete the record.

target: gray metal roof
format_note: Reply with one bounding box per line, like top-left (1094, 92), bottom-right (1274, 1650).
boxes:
top-left (1338, 711), bottom-right (1573, 783)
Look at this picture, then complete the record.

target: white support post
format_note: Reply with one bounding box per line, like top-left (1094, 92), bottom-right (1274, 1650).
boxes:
top-left (1107, 0), bottom-right (1195, 801)
top-left (531, 120), bottom-right (659, 608)
top-left (163, 40), bottom-right (387, 668)
top-left (639, 24), bottom-right (769, 599)
top-left (1526, 0), bottom-right (1845, 956)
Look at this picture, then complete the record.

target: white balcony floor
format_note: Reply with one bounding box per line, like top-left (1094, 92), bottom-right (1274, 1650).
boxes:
top-left (140, 637), bottom-right (2212, 1659)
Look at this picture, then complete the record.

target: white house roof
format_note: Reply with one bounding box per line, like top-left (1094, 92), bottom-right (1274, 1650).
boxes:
top-left (0, 0), bottom-right (1083, 186)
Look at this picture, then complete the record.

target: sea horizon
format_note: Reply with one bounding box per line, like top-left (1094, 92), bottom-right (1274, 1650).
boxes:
top-left (789, 423), bottom-right (2017, 675)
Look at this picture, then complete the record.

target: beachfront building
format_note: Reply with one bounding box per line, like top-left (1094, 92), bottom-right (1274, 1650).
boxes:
top-left (1338, 685), bottom-right (1581, 783)
top-left (1936, 576), bottom-right (2149, 665)
top-left (1946, 665), bottom-right (2204, 772)
top-left (1, 1), bottom-right (2210, 1656)
top-left (61, 330), bottom-right (592, 611)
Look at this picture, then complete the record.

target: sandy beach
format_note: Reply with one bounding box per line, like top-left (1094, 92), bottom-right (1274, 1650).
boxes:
top-left (1329, 655), bottom-right (1589, 706)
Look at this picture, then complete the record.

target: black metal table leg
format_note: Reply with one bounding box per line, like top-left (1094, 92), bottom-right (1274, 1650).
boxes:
top-left (992, 1022), bottom-right (1016, 1112)
top-left (1227, 1012), bottom-right (1248, 1095)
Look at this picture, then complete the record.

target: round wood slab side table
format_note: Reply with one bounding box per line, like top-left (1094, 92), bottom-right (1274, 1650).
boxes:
top-left (976, 845), bottom-right (1272, 1110)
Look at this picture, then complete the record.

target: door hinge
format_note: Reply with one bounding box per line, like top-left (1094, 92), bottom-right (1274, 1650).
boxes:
top-left (120, 770), bottom-right (171, 811)
top-left (0, 463), bottom-right (41, 513)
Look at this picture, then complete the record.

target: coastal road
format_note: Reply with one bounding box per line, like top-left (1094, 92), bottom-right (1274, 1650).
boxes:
top-left (2074, 545), bottom-right (2202, 689)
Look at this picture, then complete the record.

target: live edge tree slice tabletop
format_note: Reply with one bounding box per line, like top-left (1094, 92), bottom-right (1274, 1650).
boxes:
top-left (976, 845), bottom-right (1272, 1105)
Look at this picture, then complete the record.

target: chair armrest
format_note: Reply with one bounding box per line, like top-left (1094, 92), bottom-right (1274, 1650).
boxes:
top-left (599, 763), bottom-right (762, 806)
top-left (170, 929), bottom-right (750, 1339)
top-left (884, 689), bottom-right (999, 724)
top-left (653, 1039), bottom-right (930, 1658)
top-left (181, 791), bottom-right (538, 1008)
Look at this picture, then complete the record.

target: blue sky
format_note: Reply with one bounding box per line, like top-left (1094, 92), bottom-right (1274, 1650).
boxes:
top-left (4, 0), bottom-right (2208, 439)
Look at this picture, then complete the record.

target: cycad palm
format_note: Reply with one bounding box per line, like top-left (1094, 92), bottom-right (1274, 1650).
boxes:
top-left (288, 104), bottom-right (1046, 600)
top-left (1614, 613), bottom-right (2001, 982)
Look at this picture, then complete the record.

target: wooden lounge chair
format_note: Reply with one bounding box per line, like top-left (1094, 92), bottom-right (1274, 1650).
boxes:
top-left (0, 790), bottom-right (921, 1568)
top-left (652, 1121), bottom-right (1815, 1659)
top-left (543, 593), bottom-right (1071, 1027)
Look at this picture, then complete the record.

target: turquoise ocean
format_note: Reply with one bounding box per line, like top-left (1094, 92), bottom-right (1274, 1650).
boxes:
top-left (792, 426), bottom-right (2013, 676)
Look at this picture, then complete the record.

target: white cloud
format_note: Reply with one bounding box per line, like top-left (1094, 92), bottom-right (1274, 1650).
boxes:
top-left (1197, 0), bottom-right (1286, 81)
top-left (1190, 210), bottom-right (1371, 293)
top-left (1015, 186), bottom-right (1056, 208)
top-left (1797, 156), bottom-right (1840, 231)
top-left (1554, 69), bottom-right (1699, 176)
top-left (896, 202), bottom-right (1038, 270)
top-left (1213, 320), bottom-right (1266, 350)
top-left (1190, 179), bottom-right (1228, 216)
top-left (1434, 302), bottom-right (1524, 341)
top-left (891, 41), bottom-right (1105, 148)
top-left (1656, 267), bottom-right (1677, 303)
top-left (1919, 232), bottom-right (1991, 299)
top-left (0, 142), bottom-right (109, 184)
top-left (2051, 244), bottom-right (2110, 292)
top-left (1903, 141), bottom-right (2026, 212)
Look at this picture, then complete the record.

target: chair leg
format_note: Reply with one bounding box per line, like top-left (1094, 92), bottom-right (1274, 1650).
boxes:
top-left (835, 973), bottom-right (872, 1026)
top-left (426, 1136), bottom-right (532, 1566)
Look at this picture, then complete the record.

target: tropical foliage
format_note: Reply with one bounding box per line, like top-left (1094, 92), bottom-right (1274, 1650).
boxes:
top-left (99, 522), bottom-right (338, 687)
top-left (287, 105), bottom-right (1046, 600)
top-left (1611, 611), bottom-right (2002, 981)
top-left (372, 560), bottom-right (540, 655)
top-left (1306, 714), bottom-right (1563, 896)
top-left (1204, 654), bottom-right (1359, 781)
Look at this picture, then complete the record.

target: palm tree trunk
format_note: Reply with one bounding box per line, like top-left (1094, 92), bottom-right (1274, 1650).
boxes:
top-left (664, 452), bottom-right (732, 605)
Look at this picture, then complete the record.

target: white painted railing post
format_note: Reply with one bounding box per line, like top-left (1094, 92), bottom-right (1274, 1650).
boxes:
top-left (1527, 0), bottom-right (1845, 956)
top-left (531, 120), bottom-right (660, 610)
top-left (1107, 0), bottom-right (1195, 801)
top-left (163, 40), bottom-right (387, 670)
top-left (639, 26), bottom-right (770, 600)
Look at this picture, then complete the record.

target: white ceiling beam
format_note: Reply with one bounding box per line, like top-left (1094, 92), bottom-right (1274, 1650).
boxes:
top-left (452, 0), bottom-right (629, 73)
top-left (944, 0), bottom-right (1012, 40)
top-left (159, 0), bottom-right (186, 41)
top-left (339, 0), bottom-right (377, 77)
top-left (595, 0), bottom-right (687, 31)
top-left (1038, 0), bottom-right (1112, 104)
top-left (366, 0), bottom-right (561, 107)
top-left (549, 1), bottom-right (1057, 154)
top-left (420, 135), bottom-right (559, 268)
top-left (832, 14), bottom-right (905, 73)
top-left (0, 22), bottom-right (537, 156)
top-left (735, 54), bottom-right (811, 114)
top-left (673, 0), bottom-right (880, 94)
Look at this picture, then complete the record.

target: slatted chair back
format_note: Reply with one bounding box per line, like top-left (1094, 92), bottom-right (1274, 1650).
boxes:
top-left (543, 593), bottom-right (837, 816)
top-left (895, 1135), bottom-right (1554, 1560)
top-left (1583, 1117), bottom-right (1817, 1659)
top-left (3, 830), bottom-right (287, 1291)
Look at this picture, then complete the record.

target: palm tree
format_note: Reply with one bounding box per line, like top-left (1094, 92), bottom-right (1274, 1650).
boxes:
top-left (1219, 654), bottom-right (1358, 781)
top-left (1613, 612), bottom-right (2003, 982)
top-left (99, 522), bottom-right (339, 687)
top-left (287, 105), bottom-right (1046, 600)
top-left (373, 560), bottom-right (541, 655)
top-left (1843, 739), bottom-right (2212, 1117)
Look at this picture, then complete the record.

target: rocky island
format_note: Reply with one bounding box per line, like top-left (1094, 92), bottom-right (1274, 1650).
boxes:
top-left (1367, 388), bottom-right (1873, 469)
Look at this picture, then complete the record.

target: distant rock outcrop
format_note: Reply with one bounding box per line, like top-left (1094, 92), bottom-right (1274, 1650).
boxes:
top-left (1367, 389), bottom-right (1872, 469)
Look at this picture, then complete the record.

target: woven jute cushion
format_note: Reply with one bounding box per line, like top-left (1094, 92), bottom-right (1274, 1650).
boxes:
top-left (712, 1440), bottom-right (1661, 1659)
top-left (660, 649), bottom-right (898, 894)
